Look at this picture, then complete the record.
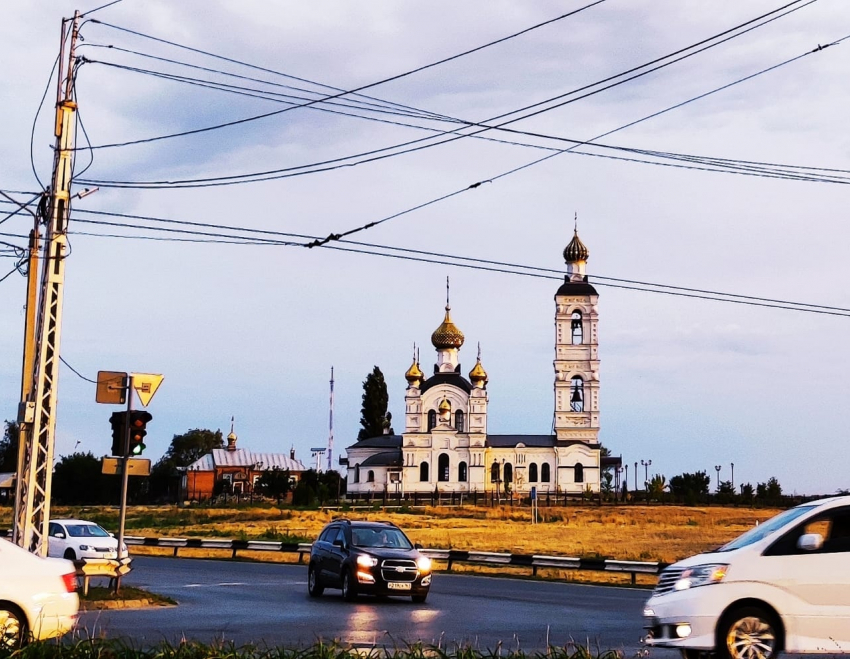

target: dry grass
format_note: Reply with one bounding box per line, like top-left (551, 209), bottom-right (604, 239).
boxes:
top-left (1, 503), bottom-right (781, 567)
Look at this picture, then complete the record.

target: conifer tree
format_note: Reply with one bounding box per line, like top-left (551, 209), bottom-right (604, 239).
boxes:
top-left (358, 366), bottom-right (393, 440)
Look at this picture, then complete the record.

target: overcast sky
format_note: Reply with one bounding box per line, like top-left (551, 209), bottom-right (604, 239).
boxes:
top-left (1, 0), bottom-right (848, 495)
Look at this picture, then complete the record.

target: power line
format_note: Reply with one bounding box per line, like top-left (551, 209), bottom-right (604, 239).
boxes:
top-left (83, 1), bottom-right (607, 150)
top-left (78, 0), bottom-right (818, 189)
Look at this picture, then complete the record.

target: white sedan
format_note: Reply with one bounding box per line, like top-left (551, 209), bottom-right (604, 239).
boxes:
top-left (47, 519), bottom-right (127, 561)
top-left (0, 537), bottom-right (79, 648)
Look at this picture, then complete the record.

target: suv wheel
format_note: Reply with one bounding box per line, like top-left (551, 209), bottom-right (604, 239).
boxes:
top-left (341, 570), bottom-right (357, 601)
top-left (307, 566), bottom-right (324, 597)
top-left (719, 606), bottom-right (779, 659)
top-left (411, 593), bottom-right (428, 604)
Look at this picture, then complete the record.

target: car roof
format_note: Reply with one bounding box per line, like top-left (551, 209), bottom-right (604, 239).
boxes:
top-left (50, 519), bottom-right (100, 525)
top-left (326, 519), bottom-right (399, 528)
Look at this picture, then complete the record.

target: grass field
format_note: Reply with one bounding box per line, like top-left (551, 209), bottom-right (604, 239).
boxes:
top-left (1, 502), bottom-right (781, 568)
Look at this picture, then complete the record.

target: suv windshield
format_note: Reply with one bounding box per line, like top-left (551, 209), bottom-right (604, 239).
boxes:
top-left (351, 527), bottom-right (413, 549)
top-left (716, 504), bottom-right (817, 552)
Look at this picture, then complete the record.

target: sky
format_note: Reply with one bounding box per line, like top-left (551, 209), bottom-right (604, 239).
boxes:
top-left (1, 0), bottom-right (849, 495)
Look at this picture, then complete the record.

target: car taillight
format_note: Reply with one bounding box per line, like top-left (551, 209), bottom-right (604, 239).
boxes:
top-left (61, 572), bottom-right (77, 593)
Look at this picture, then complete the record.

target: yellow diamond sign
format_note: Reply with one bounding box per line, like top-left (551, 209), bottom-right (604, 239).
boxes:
top-left (131, 373), bottom-right (164, 407)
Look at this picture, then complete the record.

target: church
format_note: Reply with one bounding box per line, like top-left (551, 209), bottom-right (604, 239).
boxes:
top-left (344, 229), bottom-right (612, 497)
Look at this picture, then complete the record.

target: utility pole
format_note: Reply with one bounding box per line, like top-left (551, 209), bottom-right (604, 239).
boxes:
top-left (13, 11), bottom-right (81, 555)
top-left (327, 366), bottom-right (334, 472)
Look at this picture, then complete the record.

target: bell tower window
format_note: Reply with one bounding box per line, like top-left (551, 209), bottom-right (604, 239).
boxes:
top-left (574, 463), bottom-right (584, 483)
top-left (455, 410), bottom-right (465, 432)
top-left (570, 376), bottom-right (584, 412)
top-left (571, 310), bottom-right (583, 344)
top-left (427, 410), bottom-right (437, 431)
top-left (438, 453), bottom-right (450, 482)
top-left (419, 461), bottom-right (429, 482)
top-left (529, 463), bottom-right (538, 482)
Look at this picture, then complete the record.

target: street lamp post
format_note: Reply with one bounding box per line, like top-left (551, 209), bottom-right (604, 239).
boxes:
top-left (624, 463), bottom-right (628, 491)
top-left (714, 465), bottom-right (722, 490)
top-left (731, 462), bottom-right (735, 489)
top-left (641, 459), bottom-right (652, 491)
top-left (634, 461), bottom-right (638, 491)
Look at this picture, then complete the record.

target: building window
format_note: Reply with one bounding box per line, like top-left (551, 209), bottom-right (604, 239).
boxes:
top-left (490, 461), bottom-right (500, 483)
top-left (571, 310), bottom-right (583, 344)
top-left (575, 463), bottom-right (584, 483)
top-left (420, 461), bottom-right (429, 482)
top-left (367, 470), bottom-right (375, 483)
top-left (353, 464), bottom-right (360, 483)
top-left (458, 461), bottom-right (468, 482)
top-left (438, 453), bottom-right (450, 482)
top-left (570, 376), bottom-right (584, 412)
top-left (455, 410), bottom-right (465, 432)
top-left (427, 410), bottom-right (437, 431)
top-left (504, 463), bottom-right (513, 484)
top-left (541, 463), bottom-right (551, 482)
top-left (529, 463), bottom-right (538, 483)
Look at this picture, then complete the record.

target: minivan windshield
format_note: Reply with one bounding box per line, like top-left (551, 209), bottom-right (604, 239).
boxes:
top-left (716, 504), bottom-right (817, 552)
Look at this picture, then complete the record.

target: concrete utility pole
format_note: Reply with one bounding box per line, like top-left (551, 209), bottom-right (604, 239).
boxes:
top-left (13, 11), bottom-right (81, 555)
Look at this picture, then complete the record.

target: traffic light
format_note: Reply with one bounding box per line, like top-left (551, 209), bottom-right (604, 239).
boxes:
top-left (109, 411), bottom-right (127, 456)
top-left (128, 410), bottom-right (152, 455)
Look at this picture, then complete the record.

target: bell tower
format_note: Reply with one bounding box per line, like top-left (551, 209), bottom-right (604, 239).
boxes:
top-left (553, 227), bottom-right (600, 445)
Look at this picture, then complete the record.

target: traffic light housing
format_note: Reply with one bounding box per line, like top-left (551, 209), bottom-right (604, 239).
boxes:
top-left (109, 411), bottom-right (127, 456)
top-left (128, 410), bottom-right (152, 455)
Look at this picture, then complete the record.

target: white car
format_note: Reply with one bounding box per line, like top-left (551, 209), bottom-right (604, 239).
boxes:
top-left (47, 519), bottom-right (127, 561)
top-left (0, 537), bottom-right (79, 648)
top-left (644, 494), bottom-right (850, 659)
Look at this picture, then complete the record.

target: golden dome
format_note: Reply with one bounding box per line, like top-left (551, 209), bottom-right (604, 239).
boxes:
top-left (431, 305), bottom-right (465, 350)
top-left (405, 359), bottom-right (424, 383)
top-left (469, 359), bottom-right (488, 385)
top-left (563, 228), bottom-right (589, 263)
top-left (438, 397), bottom-right (451, 413)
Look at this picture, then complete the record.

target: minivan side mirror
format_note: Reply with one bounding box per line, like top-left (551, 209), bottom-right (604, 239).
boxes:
top-left (797, 533), bottom-right (823, 551)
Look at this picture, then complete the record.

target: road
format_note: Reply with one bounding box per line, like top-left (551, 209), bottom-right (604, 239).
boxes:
top-left (78, 556), bottom-right (674, 655)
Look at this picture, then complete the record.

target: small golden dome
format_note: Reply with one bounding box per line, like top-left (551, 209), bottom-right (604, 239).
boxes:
top-left (405, 359), bottom-right (424, 383)
top-left (431, 305), bottom-right (465, 350)
top-left (438, 397), bottom-right (451, 413)
top-left (227, 431), bottom-right (237, 441)
top-left (469, 359), bottom-right (488, 384)
top-left (563, 228), bottom-right (589, 263)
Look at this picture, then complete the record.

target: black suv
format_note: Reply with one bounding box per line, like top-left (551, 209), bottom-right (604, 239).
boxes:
top-left (308, 520), bottom-right (432, 603)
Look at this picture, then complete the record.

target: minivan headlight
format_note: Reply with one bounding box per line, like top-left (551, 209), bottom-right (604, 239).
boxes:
top-left (356, 554), bottom-right (378, 568)
top-left (674, 564), bottom-right (728, 591)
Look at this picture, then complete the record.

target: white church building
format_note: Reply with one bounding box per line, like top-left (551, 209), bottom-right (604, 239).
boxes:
top-left (344, 229), bottom-right (614, 498)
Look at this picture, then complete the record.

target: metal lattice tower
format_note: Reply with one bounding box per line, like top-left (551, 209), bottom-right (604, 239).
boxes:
top-left (13, 12), bottom-right (80, 555)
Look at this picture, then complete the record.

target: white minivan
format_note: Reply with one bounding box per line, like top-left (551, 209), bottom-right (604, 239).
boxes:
top-left (644, 495), bottom-right (850, 659)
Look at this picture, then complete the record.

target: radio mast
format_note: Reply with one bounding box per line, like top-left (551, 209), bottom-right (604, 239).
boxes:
top-left (327, 367), bottom-right (334, 472)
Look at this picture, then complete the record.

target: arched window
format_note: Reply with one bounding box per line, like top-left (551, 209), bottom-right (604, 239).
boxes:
top-left (367, 470), bottom-right (375, 483)
top-left (455, 410), bottom-right (465, 432)
top-left (504, 463), bottom-right (513, 484)
top-left (353, 464), bottom-right (360, 483)
top-left (570, 376), bottom-right (584, 412)
top-left (419, 461), bottom-right (429, 482)
top-left (427, 410), bottom-right (437, 431)
top-left (438, 453), bottom-right (450, 482)
top-left (529, 463), bottom-right (538, 483)
top-left (458, 461), bottom-right (468, 482)
top-left (571, 310), bottom-right (583, 344)
top-left (574, 463), bottom-right (584, 483)
top-left (541, 463), bottom-right (551, 482)
top-left (490, 461), bottom-right (500, 483)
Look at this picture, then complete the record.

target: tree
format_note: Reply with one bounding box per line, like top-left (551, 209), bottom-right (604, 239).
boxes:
top-left (757, 477), bottom-right (782, 504)
top-left (148, 428), bottom-right (224, 501)
top-left (0, 421), bottom-right (19, 472)
top-left (256, 467), bottom-right (292, 503)
top-left (52, 452), bottom-right (119, 504)
top-left (358, 366), bottom-right (393, 440)
top-left (647, 474), bottom-right (668, 501)
top-left (669, 471), bottom-right (710, 504)
top-left (739, 482), bottom-right (755, 503)
top-left (716, 480), bottom-right (736, 504)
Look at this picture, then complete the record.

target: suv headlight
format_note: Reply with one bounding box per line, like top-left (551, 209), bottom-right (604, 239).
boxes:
top-left (356, 554), bottom-right (378, 568)
top-left (674, 564), bottom-right (728, 591)
top-left (416, 556), bottom-right (432, 572)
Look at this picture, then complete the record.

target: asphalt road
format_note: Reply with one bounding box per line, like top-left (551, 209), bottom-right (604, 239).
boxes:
top-left (80, 556), bottom-right (673, 655)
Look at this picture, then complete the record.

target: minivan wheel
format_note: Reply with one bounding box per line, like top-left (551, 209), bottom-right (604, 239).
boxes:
top-left (341, 570), bottom-right (357, 601)
top-left (720, 606), bottom-right (779, 659)
top-left (0, 606), bottom-right (27, 649)
top-left (307, 566), bottom-right (324, 597)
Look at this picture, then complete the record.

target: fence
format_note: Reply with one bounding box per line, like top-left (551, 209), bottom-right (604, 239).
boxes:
top-left (122, 535), bottom-right (667, 585)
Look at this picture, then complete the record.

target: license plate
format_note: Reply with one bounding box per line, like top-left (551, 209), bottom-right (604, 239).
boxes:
top-left (387, 582), bottom-right (411, 590)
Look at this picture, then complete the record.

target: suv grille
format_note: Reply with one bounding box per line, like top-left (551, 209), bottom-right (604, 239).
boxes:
top-left (380, 558), bottom-right (418, 582)
top-left (654, 566), bottom-right (685, 595)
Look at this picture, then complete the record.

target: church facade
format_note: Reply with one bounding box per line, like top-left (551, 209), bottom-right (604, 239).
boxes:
top-left (344, 230), bottom-right (609, 497)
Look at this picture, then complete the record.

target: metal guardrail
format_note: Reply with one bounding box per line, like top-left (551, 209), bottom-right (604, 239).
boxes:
top-left (123, 536), bottom-right (667, 584)
top-left (4, 529), bottom-right (666, 584)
